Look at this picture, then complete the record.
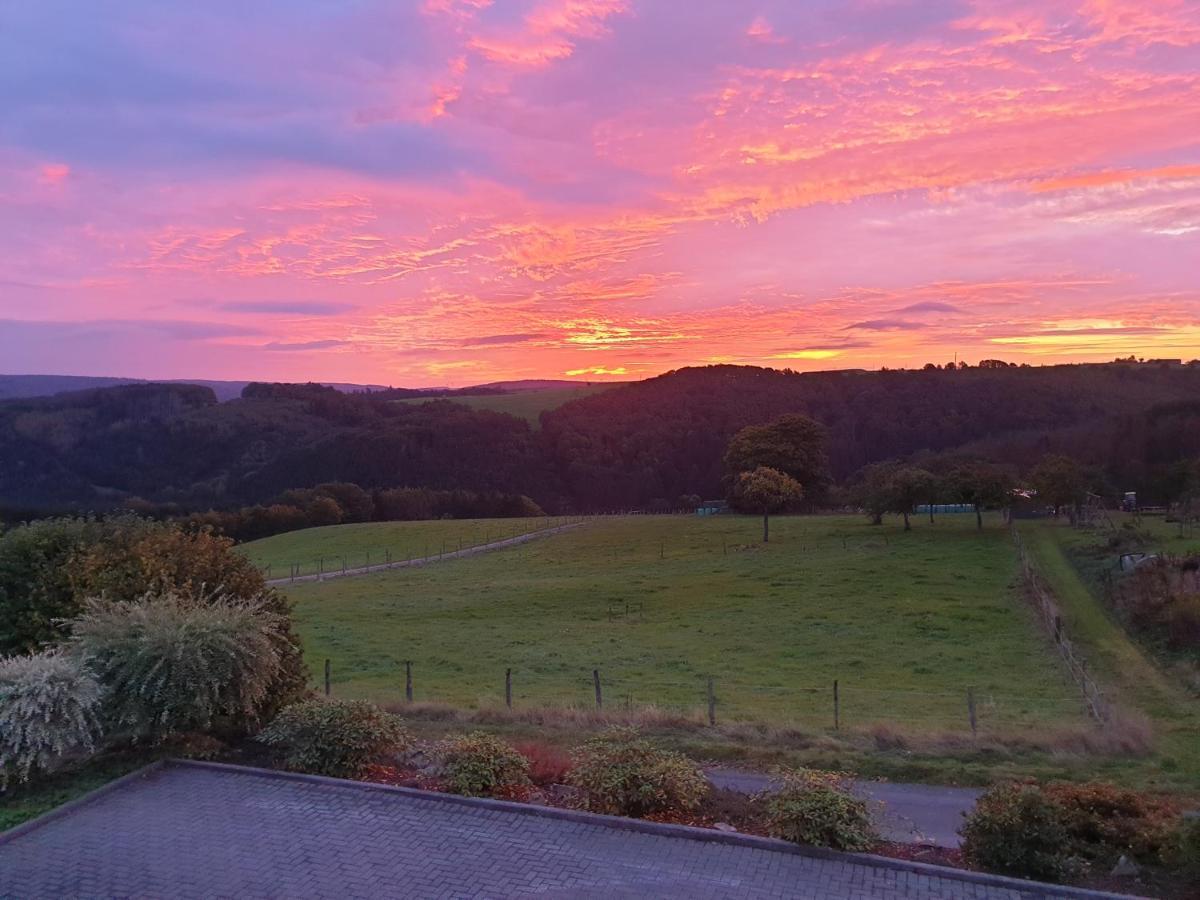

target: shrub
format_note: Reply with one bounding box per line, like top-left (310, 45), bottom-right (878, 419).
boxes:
top-left (514, 741), bottom-right (572, 786)
top-left (69, 593), bottom-right (283, 740)
top-left (763, 769), bottom-right (876, 851)
top-left (438, 731), bottom-right (531, 798)
top-left (962, 781), bottom-right (1183, 881)
top-left (258, 699), bottom-right (411, 778)
top-left (568, 727), bottom-right (707, 817)
top-left (0, 515), bottom-right (308, 715)
top-left (961, 783), bottom-right (1076, 880)
top-left (1044, 781), bottom-right (1179, 866)
top-left (0, 651), bottom-right (103, 785)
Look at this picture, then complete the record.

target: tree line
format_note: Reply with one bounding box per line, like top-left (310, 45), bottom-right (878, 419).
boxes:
top-left (1, 363), bottom-right (1199, 523)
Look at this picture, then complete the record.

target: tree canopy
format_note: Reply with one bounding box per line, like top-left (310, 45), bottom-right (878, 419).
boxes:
top-left (730, 466), bottom-right (803, 542)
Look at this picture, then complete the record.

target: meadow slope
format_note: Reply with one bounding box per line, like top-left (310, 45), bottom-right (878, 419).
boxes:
top-left (275, 514), bottom-right (1083, 733)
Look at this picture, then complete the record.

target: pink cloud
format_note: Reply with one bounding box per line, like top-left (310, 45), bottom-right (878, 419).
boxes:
top-left (1, 1), bottom-right (1198, 384)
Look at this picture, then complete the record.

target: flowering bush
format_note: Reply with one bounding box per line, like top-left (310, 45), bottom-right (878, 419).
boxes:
top-left (568, 727), bottom-right (707, 817)
top-left (763, 768), bottom-right (876, 851)
top-left (438, 731), bottom-right (531, 798)
top-left (258, 699), bottom-right (410, 778)
top-left (0, 651), bottom-right (103, 785)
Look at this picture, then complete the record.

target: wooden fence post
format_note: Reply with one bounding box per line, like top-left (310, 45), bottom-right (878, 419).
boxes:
top-left (505, 668), bottom-right (513, 709)
top-left (593, 669), bottom-right (602, 710)
top-left (707, 677), bottom-right (716, 726)
top-left (324, 659), bottom-right (331, 697)
top-left (405, 661), bottom-right (413, 702)
top-left (967, 687), bottom-right (977, 736)
top-left (833, 679), bottom-right (840, 731)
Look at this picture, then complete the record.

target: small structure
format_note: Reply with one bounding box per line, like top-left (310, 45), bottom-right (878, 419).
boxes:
top-left (695, 500), bottom-right (728, 516)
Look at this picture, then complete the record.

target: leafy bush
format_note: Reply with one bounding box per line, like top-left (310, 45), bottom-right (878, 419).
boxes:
top-left (0, 517), bottom-right (105, 655)
top-left (0, 651), bottom-right (103, 785)
top-left (568, 727), bottom-right (707, 817)
top-left (1045, 781), bottom-right (1179, 867)
top-left (963, 781), bottom-right (1184, 881)
top-left (438, 731), bottom-right (531, 798)
top-left (763, 769), bottom-right (876, 851)
top-left (514, 741), bottom-right (572, 786)
top-left (258, 699), bottom-right (411, 778)
top-left (962, 784), bottom-right (1071, 879)
top-left (0, 515), bottom-right (308, 714)
top-left (69, 594), bottom-right (283, 740)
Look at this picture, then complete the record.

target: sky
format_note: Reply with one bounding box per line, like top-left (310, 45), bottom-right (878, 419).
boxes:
top-left (1, 0), bottom-right (1198, 387)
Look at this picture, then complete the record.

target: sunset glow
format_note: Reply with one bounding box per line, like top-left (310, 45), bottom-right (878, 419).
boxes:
top-left (2, 0), bottom-right (1198, 385)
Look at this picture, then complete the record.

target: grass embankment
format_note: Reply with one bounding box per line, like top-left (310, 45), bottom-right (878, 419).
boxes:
top-left (0, 753), bottom-right (154, 831)
top-left (396, 384), bottom-right (615, 425)
top-left (238, 517), bottom-right (562, 578)
top-left (1018, 520), bottom-right (1200, 790)
top-left (282, 514), bottom-right (1081, 735)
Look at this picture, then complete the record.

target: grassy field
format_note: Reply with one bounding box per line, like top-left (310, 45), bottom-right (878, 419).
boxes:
top-left (396, 384), bottom-right (616, 425)
top-left (277, 514), bottom-right (1084, 734)
top-left (1019, 518), bottom-right (1200, 787)
top-left (238, 517), bottom-right (563, 578)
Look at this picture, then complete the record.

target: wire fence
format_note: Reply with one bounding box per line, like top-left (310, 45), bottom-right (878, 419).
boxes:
top-left (1011, 525), bottom-right (1110, 723)
top-left (260, 517), bottom-right (589, 582)
top-left (315, 660), bottom-right (1088, 734)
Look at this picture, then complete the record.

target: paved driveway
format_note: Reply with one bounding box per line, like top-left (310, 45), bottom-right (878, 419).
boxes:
top-left (0, 762), bottom-right (1114, 899)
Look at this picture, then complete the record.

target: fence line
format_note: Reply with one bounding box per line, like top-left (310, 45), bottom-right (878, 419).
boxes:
top-left (1011, 525), bottom-right (1111, 723)
top-left (264, 520), bottom-right (585, 586)
top-left (316, 658), bottom-right (1086, 733)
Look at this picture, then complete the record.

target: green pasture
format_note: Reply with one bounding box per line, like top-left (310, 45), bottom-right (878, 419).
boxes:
top-left (277, 513), bottom-right (1084, 733)
top-left (395, 384), bottom-right (616, 425)
top-left (237, 517), bottom-right (563, 578)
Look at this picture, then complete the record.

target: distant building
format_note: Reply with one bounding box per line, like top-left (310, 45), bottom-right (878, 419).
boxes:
top-left (696, 500), bottom-right (728, 516)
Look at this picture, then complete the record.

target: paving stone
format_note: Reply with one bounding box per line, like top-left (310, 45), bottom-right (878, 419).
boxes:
top-left (0, 766), bottom-right (1085, 899)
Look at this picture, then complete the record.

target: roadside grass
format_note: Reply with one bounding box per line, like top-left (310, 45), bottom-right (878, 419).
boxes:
top-left (282, 513), bottom-right (1084, 736)
top-left (395, 384), bottom-right (616, 425)
top-left (1018, 520), bottom-right (1200, 790)
top-left (238, 517), bottom-right (560, 578)
top-left (0, 751), bottom-right (155, 831)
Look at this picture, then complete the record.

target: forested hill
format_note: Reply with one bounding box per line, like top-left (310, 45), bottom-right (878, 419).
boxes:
top-left (0, 382), bottom-right (549, 514)
top-left (1, 363), bottom-right (1197, 516)
top-left (539, 364), bottom-right (1200, 509)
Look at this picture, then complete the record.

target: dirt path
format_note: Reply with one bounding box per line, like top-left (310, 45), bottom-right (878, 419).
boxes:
top-left (265, 523), bottom-right (583, 587)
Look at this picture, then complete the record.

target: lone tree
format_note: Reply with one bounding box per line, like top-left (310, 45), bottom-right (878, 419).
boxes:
top-left (733, 466), bottom-right (803, 542)
top-left (1030, 454), bottom-right (1089, 521)
top-left (724, 414), bottom-right (828, 504)
top-left (949, 462), bottom-right (1015, 529)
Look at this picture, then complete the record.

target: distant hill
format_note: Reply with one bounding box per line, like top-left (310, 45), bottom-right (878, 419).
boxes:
top-left (1, 363), bottom-right (1197, 517)
top-left (0, 374), bottom-right (390, 402)
top-left (474, 379), bottom-right (627, 392)
top-left (396, 383), bottom-right (619, 425)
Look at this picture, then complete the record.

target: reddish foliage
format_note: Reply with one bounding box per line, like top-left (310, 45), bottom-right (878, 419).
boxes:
top-left (514, 741), bottom-right (573, 786)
